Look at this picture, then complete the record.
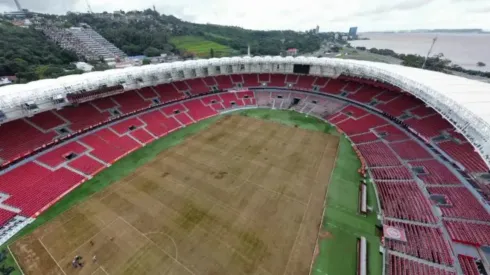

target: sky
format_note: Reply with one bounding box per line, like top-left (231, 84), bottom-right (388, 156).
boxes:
top-left (0, 0), bottom-right (489, 32)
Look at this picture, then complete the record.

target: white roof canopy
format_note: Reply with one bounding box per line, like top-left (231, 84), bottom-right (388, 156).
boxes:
top-left (1, 56), bottom-right (490, 168)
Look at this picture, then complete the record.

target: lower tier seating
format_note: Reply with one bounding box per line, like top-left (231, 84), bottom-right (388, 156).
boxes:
top-left (384, 221), bottom-right (453, 265)
top-left (387, 253), bottom-right (456, 275)
top-left (376, 181), bottom-right (437, 223)
top-left (409, 160), bottom-right (461, 185)
top-left (458, 255), bottom-right (481, 275)
top-left (356, 142), bottom-right (402, 167)
top-left (0, 162), bottom-right (84, 216)
top-left (0, 209), bottom-right (16, 226)
top-left (350, 132), bottom-right (379, 144)
top-left (68, 155), bottom-right (105, 176)
top-left (371, 166), bottom-right (413, 180)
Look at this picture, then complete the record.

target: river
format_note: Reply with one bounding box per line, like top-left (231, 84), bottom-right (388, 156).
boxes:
top-left (350, 33), bottom-right (490, 72)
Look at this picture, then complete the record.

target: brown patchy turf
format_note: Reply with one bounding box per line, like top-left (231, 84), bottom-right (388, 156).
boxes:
top-left (10, 115), bottom-right (339, 275)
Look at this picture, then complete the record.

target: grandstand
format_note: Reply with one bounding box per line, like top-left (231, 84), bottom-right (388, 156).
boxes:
top-left (0, 56), bottom-right (489, 274)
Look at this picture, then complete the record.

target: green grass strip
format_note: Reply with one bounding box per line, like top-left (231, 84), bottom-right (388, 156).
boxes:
top-left (312, 137), bottom-right (382, 275)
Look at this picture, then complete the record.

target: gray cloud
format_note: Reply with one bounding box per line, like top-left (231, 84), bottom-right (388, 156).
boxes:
top-left (0, 0), bottom-right (488, 32)
top-left (354, 0), bottom-right (436, 16)
top-left (0, 0), bottom-right (81, 13)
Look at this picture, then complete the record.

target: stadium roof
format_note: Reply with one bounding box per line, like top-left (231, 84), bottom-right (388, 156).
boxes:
top-left (1, 56), bottom-right (490, 165)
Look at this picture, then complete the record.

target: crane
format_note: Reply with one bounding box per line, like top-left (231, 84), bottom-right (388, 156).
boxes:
top-left (86, 0), bottom-right (93, 13)
top-left (422, 36), bottom-right (438, 69)
top-left (13, 0), bottom-right (22, 11)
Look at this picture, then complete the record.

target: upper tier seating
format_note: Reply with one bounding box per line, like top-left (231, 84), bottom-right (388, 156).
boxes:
top-left (111, 91), bottom-right (152, 114)
top-left (92, 97), bottom-right (119, 110)
top-left (0, 120), bottom-right (56, 165)
top-left (138, 87), bottom-right (159, 100)
top-left (319, 79), bottom-right (347, 94)
top-left (26, 111), bottom-right (66, 130)
top-left (294, 75), bottom-right (316, 90)
top-left (384, 221), bottom-right (453, 265)
top-left (153, 84), bottom-right (186, 103)
top-left (443, 220), bottom-right (490, 246)
top-left (335, 114), bottom-right (387, 135)
top-left (269, 74), bottom-right (286, 87)
top-left (377, 93), bottom-right (422, 117)
top-left (242, 74), bottom-right (260, 87)
top-left (376, 181), bottom-right (437, 223)
top-left (410, 105), bottom-right (436, 117)
top-left (405, 114), bottom-right (453, 139)
top-left (437, 141), bottom-right (488, 173)
top-left (409, 160), bottom-right (461, 185)
top-left (57, 103), bottom-right (110, 131)
top-left (186, 78), bottom-right (210, 95)
top-left (347, 86), bottom-right (383, 103)
top-left (427, 187), bottom-right (490, 221)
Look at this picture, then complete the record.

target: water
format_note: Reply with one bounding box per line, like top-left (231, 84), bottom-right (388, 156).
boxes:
top-left (350, 33), bottom-right (490, 72)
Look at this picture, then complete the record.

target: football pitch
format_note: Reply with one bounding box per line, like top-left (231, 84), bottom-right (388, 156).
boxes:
top-left (5, 109), bottom-right (382, 275)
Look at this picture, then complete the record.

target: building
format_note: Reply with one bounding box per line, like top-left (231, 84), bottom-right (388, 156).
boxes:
top-left (315, 25), bottom-right (320, 34)
top-left (349, 27), bottom-right (358, 39)
top-left (74, 62), bottom-right (94, 72)
top-left (0, 76), bottom-right (16, 86)
top-left (286, 48), bottom-right (298, 56)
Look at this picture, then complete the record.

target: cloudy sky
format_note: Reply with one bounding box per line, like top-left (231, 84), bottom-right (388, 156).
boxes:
top-left (0, 0), bottom-right (489, 32)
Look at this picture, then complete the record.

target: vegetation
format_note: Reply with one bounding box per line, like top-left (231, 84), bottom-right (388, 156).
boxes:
top-left (170, 36), bottom-right (232, 58)
top-left (0, 22), bottom-right (81, 82)
top-left (64, 10), bottom-right (321, 57)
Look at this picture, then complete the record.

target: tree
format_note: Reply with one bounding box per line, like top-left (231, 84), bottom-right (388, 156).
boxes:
top-left (143, 47), bottom-right (161, 57)
top-left (210, 48), bottom-right (215, 58)
top-left (142, 58), bottom-right (151, 65)
top-left (0, 23), bottom-right (79, 81)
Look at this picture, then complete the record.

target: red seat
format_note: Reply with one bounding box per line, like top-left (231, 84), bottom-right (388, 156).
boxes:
top-left (37, 142), bottom-right (88, 167)
top-left (376, 181), bottom-right (437, 223)
top-left (68, 155), bottom-right (105, 176)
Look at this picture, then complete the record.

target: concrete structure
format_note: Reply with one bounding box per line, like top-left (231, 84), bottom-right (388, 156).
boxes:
top-left (41, 26), bottom-right (126, 61)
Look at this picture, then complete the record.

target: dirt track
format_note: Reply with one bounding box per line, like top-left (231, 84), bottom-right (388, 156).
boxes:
top-left (11, 115), bottom-right (339, 275)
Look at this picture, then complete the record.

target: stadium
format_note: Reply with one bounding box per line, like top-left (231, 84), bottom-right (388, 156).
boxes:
top-left (0, 56), bottom-right (489, 275)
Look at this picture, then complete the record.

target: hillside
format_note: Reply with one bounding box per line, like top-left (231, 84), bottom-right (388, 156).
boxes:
top-left (64, 10), bottom-right (321, 57)
top-left (0, 22), bottom-right (80, 82)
